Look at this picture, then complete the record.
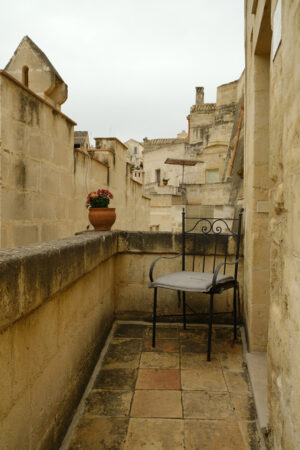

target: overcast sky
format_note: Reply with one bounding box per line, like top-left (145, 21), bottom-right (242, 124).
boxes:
top-left (1, 0), bottom-right (244, 143)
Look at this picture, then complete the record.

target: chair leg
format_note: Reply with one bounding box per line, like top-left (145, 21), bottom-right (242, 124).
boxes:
top-left (233, 285), bottom-right (237, 341)
top-left (207, 292), bottom-right (214, 361)
top-left (177, 291), bottom-right (181, 309)
top-left (183, 291), bottom-right (186, 330)
top-left (237, 283), bottom-right (241, 323)
top-left (152, 288), bottom-right (157, 347)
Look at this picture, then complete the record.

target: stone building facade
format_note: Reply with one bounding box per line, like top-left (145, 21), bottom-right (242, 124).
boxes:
top-left (143, 78), bottom-right (244, 231)
top-left (74, 131), bottom-right (90, 151)
top-left (0, 37), bottom-right (150, 248)
top-left (244, 0), bottom-right (300, 447)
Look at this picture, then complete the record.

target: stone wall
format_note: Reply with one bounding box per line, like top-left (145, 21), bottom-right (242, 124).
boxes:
top-left (0, 230), bottom-right (243, 449)
top-left (244, 0), bottom-right (300, 447)
top-left (0, 233), bottom-right (117, 450)
top-left (0, 71), bottom-right (151, 248)
top-left (115, 231), bottom-right (244, 322)
top-left (142, 78), bottom-right (244, 233)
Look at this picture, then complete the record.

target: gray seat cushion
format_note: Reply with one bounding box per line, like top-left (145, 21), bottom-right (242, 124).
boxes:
top-left (150, 271), bottom-right (234, 293)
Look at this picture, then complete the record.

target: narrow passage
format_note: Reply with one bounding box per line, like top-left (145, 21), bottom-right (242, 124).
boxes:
top-left (62, 323), bottom-right (262, 449)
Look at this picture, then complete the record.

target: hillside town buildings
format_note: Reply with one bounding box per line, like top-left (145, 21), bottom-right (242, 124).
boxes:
top-left (143, 78), bottom-right (244, 231)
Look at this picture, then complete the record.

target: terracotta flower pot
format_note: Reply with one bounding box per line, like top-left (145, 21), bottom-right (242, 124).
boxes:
top-left (88, 208), bottom-right (116, 231)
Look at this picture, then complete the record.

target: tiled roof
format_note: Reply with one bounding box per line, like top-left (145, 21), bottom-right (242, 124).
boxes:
top-left (144, 138), bottom-right (187, 145)
top-left (190, 103), bottom-right (216, 113)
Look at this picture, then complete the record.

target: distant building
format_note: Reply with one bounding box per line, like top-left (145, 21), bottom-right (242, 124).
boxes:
top-left (143, 77), bottom-right (244, 231)
top-left (125, 138), bottom-right (144, 169)
top-left (74, 131), bottom-right (90, 151)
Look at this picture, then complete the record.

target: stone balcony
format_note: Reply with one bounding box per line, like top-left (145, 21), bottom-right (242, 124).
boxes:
top-left (0, 230), bottom-right (264, 449)
top-left (62, 322), bottom-right (261, 449)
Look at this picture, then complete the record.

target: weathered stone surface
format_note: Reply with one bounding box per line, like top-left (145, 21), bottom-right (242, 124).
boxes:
top-left (181, 368), bottom-right (227, 391)
top-left (145, 325), bottom-right (178, 339)
top-left (143, 338), bottom-right (179, 353)
top-left (94, 369), bottom-right (138, 391)
top-left (114, 324), bottom-right (148, 339)
top-left (131, 390), bottom-right (182, 418)
top-left (180, 338), bottom-right (209, 354)
top-left (102, 339), bottom-right (142, 369)
top-left (84, 390), bottom-right (133, 417)
top-left (63, 324), bottom-right (260, 450)
top-left (183, 391), bottom-right (235, 420)
top-left (136, 369), bottom-right (180, 390)
top-left (184, 419), bottom-right (246, 450)
top-left (230, 393), bottom-right (257, 421)
top-left (125, 418), bottom-right (184, 449)
top-left (181, 352), bottom-right (220, 369)
top-left (68, 416), bottom-right (129, 450)
top-left (223, 369), bottom-right (251, 393)
top-left (0, 232), bottom-right (117, 333)
top-left (140, 352), bottom-right (179, 369)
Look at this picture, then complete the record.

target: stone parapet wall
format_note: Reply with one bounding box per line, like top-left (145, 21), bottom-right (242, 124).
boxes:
top-left (0, 232), bottom-right (117, 449)
top-left (115, 230), bottom-right (244, 321)
top-left (0, 230), bottom-right (243, 449)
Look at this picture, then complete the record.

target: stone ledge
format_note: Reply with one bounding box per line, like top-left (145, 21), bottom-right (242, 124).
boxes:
top-left (0, 230), bottom-right (242, 333)
top-left (0, 232), bottom-right (117, 333)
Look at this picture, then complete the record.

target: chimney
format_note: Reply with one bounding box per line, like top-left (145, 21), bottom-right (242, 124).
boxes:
top-left (196, 87), bottom-right (204, 105)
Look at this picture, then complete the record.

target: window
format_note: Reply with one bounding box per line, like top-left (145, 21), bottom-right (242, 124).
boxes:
top-left (155, 169), bottom-right (161, 184)
top-left (134, 146), bottom-right (138, 154)
top-left (22, 66), bottom-right (29, 87)
top-left (206, 169), bottom-right (219, 183)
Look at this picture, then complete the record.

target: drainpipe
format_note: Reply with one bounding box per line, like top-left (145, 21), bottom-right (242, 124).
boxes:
top-left (228, 105), bottom-right (244, 177)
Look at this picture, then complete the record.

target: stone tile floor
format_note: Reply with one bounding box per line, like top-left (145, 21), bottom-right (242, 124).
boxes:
top-left (64, 323), bottom-right (262, 449)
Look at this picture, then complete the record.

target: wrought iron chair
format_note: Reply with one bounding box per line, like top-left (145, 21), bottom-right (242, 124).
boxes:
top-left (149, 209), bottom-right (243, 361)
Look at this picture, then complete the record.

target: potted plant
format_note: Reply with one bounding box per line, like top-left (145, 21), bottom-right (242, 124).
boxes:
top-left (86, 189), bottom-right (116, 231)
top-left (162, 178), bottom-right (169, 186)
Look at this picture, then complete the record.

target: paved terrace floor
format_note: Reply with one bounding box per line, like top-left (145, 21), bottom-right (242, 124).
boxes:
top-left (62, 323), bottom-right (262, 449)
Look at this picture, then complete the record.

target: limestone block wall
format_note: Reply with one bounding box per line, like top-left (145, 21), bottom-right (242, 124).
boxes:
top-left (0, 71), bottom-right (76, 247)
top-left (244, 0), bottom-right (272, 352)
top-left (72, 148), bottom-right (150, 232)
top-left (216, 80), bottom-right (239, 106)
top-left (244, 0), bottom-right (300, 447)
top-left (115, 231), bottom-right (244, 321)
top-left (0, 233), bottom-right (117, 450)
top-left (185, 182), bottom-right (231, 205)
top-left (0, 71), bottom-right (151, 248)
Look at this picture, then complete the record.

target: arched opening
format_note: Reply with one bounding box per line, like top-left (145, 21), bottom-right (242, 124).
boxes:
top-left (22, 66), bottom-right (29, 87)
